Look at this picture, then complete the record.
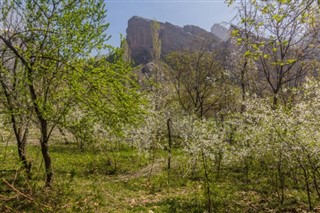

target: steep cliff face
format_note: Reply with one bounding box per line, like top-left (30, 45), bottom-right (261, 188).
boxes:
top-left (126, 16), bottom-right (221, 65)
top-left (126, 16), bottom-right (153, 65)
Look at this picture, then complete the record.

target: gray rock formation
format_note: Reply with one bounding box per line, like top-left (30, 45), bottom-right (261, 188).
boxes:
top-left (211, 23), bottom-right (229, 41)
top-left (126, 16), bottom-right (221, 65)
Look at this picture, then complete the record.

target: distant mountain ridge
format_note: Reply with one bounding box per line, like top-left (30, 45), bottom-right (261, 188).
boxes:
top-left (126, 16), bottom-right (228, 65)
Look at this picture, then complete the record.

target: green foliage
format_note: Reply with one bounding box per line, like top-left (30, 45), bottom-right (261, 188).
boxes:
top-left (0, 0), bottom-right (146, 184)
top-left (66, 48), bottom-right (146, 142)
top-left (166, 51), bottom-right (240, 118)
top-left (1, 1), bottom-right (320, 212)
top-left (230, 0), bottom-right (320, 106)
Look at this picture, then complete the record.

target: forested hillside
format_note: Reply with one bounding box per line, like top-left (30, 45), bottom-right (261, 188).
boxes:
top-left (1, 0), bottom-right (320, 212)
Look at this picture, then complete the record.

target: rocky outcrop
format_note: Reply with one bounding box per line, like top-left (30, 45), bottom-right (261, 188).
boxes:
top-left (211, 23), bottom-right (229, 41)
top-left (126, 16), bottom-right (221, 65)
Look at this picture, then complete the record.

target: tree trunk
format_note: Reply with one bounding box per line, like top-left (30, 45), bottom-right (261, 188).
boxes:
top-left (0, 74), bottom-right (31, 178)
top-left (201, 149), bottom-right (212, 213)
top-left (273, 90), bottom-right (279, 109)
top-left (40, 121), bottom-right (53, 187)
top-left (58, 126), bottom-right (69, 145)
top-left (41, 140), bottom-right (53, 187)
top-left (167, 118), bottom-right (172, 178)
top-left (240, 60), bottom-right (247, 113)
top-left (0, 35), bottom-right (54, 186)
top-left (16, 128), bottom-right (31, 179)
top-left (273, 95), bottom-right (278, 108)
top-left (26, 63), bottom-right (53, 186)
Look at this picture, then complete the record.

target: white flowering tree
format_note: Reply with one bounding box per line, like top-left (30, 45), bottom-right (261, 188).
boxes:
top-left (224, 78), bottom-right (320, 209)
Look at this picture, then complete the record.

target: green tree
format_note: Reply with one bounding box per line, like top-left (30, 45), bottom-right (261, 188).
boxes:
top-left (230, 0), bottom-right (319, 107)
top-left (66, 49), bottom-right (145, 143)
top-left (0, 50), bottom-right (32, 178)
top-left (151, 20), bottom-right (161, 62)
top-left (0, 0), bottom-right (144, 186)
top-left (166, 51), bottom-right (238, 119)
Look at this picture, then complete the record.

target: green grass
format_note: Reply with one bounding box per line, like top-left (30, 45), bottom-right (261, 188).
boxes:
top-left (1, 142), bottom-right (320, 212)
top-left (0, 143), bottom-right (203, 212)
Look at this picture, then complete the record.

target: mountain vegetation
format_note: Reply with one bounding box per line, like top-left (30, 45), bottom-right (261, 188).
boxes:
top-left (1, 0), bottom-right (320, 212)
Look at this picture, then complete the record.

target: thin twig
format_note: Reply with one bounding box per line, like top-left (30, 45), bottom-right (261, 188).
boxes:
top-left (1, 178), bottom-right (34, 202)
top-left (0, 194), bottom-right (19, 202)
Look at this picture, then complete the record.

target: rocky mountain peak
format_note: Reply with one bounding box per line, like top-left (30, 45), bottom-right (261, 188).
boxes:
top-left (126, 16), bottom-right (221, 65)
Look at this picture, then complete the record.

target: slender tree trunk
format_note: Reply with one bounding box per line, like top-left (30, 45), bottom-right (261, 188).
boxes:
top-left (58, 126), bottom-right (69, 145)
top-left (303, 167), bottom-right (312, 211)
top-left (273, 96), bottom-right (277, 108)
top-left (28, 68), bottom-right (53, 187)
top-left (201, 149), bottom-right (212, 213)
top-left (40, 120), bottom-right (53, 187)
top-left (16, 128), bottom-right (31, 179)
top-left (0, 77), bottom-right (31, 178)
top-left (167, 118), bottom-right (172, 177)
top-left (312, 170), bottom-right (320, 199)
top-left (41, 141), bottom-right (53, 186)
top-left (277, 152), bottom-right (285, 205)
top-left (273, 91), bottom-right (279, 109)
top-left (17, 142), bottom-right (28, 171)
top-left (10, 116), bottom-right (31, 178)
top-left (240, 60), bottom-right (247, 113)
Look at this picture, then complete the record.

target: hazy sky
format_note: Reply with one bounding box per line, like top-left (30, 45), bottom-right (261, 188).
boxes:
top-left (106, 0), bottom-right (235, 47)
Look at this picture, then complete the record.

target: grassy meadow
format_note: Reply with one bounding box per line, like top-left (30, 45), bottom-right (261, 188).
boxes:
top-left (2, 139), bottom-right (320, 212)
